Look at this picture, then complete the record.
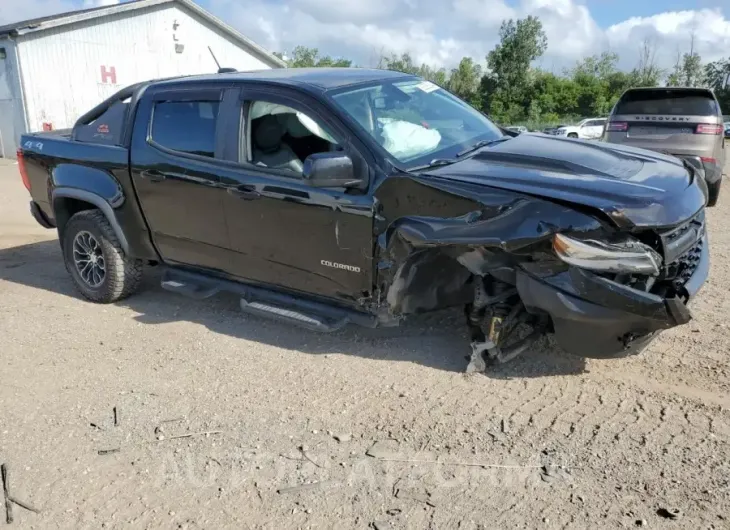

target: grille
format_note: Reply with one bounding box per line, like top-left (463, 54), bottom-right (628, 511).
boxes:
top-left (656, 211), bottom-right (705, 265)
top-left (665, 238), bottom-right (703, 289)
top-left (646, 211), bottom-right (705, 290)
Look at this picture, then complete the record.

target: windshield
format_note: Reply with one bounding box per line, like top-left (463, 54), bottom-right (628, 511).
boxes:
top-left (329, 78), bottom-right (503, 168)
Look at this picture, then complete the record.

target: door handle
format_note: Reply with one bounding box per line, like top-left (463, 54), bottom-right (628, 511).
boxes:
top-left (228, 185), bottom-right (260, 200)
top-left (140, 170), bottom-right (166, 182)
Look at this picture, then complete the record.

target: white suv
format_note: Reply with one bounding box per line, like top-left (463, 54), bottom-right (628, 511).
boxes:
top-left (555, 118), bottom-right (607, 139)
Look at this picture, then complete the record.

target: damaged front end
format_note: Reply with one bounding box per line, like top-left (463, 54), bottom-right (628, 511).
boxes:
top-left (517, 211), bottom-right (708, 359)
top-left (372, 174), bottom-right (709, 370)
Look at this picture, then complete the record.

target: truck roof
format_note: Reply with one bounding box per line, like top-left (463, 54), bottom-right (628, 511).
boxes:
top-left (150, 68), bottom-right (414, 91)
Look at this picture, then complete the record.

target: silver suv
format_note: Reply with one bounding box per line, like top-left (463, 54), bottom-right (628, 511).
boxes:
top-left (603, 87), bottom-right (725, 206)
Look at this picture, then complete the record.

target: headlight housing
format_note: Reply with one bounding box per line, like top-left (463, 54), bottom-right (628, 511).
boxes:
top-left (553, 234), bottom-right (662, 276)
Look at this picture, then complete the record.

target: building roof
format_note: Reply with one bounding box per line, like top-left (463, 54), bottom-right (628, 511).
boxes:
top-left (154, 67), bottom-right (416, 91)
top-left (0, 0), bottom-right (286, 68)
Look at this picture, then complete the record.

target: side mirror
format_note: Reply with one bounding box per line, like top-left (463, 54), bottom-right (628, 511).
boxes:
top-left (302, 152), bottom-right (362, 188)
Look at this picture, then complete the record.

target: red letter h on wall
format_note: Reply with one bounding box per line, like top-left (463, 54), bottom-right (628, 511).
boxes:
top-left (100, 66), bottom-right (117, 84)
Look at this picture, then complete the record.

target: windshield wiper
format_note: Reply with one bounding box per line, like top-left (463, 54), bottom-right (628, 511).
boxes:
top-left (456, 137), bottom-right (511, 157)
top-left (408, 158), bottom-right (458, 171)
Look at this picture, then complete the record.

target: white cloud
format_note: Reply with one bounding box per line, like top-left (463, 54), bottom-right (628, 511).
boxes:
top-left (1, 0), bottom-right (729, 76)
top-left (84, 0), bottom-right (121, 6)
top-left (0, 0), bottom-right (119, 25)
top-left (209, 0), bottom-right (729, 74)
top-left (606, 9), bottom-right (730, 69)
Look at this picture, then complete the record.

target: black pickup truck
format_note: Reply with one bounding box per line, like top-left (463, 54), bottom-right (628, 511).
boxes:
top-left (18, 68), bottom-right (710, 370)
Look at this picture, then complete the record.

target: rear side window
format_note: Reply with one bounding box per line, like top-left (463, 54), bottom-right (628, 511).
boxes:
top-left (151, 101), bottom-right (220, 157)
top-left (615, 90), bottom-right (718, 116)
top-left (75, 100), bottom-right (128, 145)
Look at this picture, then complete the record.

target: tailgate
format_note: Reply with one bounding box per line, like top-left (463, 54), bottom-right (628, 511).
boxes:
top-left (608, 89), bottom-right (723, 157)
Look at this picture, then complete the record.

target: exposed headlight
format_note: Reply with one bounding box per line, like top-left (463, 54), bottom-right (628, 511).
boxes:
top-left (553, 234), bottom-right (662, 275)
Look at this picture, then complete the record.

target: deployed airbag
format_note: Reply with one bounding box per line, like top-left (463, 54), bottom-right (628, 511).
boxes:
top-left (379, 118), bottom-right (441, 160)
top-left (249, 102), bottom-right (337, 144)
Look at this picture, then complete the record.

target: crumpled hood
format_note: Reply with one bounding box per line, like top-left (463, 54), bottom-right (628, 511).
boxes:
top-left (423, 134), bottom-right (707, 228)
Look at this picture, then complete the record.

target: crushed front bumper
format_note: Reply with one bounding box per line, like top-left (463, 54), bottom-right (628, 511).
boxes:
top-left (516, 235), bottom-right (709, 358)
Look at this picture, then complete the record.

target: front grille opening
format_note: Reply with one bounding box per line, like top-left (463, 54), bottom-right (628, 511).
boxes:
top-left (662, 238), bottom-right (703, 290)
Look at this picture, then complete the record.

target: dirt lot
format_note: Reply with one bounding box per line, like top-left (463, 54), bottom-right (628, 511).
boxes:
top-left (1, 158), bottom-right (729, 530)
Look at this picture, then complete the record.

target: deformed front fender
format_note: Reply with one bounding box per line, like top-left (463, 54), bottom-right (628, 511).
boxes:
top-left (374, 175), bottom-right (605, 316)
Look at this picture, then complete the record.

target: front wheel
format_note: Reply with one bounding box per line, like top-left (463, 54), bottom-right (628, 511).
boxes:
top-left (567, 133), bottom-right (578, 138)
top-left (62, 210), bottom-right (143, 303)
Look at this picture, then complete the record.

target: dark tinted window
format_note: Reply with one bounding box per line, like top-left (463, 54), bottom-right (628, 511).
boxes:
top-left (615, 90), bottom-right (718, 116)
top-left (151, 101), bottom-right (219, 157)
top-left (75, 100), bottom-right (129, 145)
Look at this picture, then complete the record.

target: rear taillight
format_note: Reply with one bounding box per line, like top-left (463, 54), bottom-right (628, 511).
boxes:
top-left (695, 124), bottom-right (723, 135)
top-left (16, 149), bottom-right (31, 192)
top-left (606, 121), bottom-right (628, 132)
top-left (700, 156), bottom-right (717, 165)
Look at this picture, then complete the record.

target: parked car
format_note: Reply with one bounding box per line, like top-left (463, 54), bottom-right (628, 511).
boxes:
top-left (542, 124), bottom-right (567, 135)
top-left (18, 68), bottom-right (709, 369)
top-left (603, 87), bottom-right (725, 206)
top-left (724, 122), bottom-right (730, 139)
top-left (554, 118), bottom-right (607, 139)
top-left (505, 125), bottom-right (528, 134)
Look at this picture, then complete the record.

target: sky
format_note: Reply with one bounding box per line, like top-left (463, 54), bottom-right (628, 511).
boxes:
top-left (0, 0), bottom-right (729, 74)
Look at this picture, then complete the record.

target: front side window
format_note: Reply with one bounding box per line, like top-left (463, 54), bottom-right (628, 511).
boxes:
top-left (151, 100), bottom-right (220, 157)
top-left (330, 78), bottom-right (503, 168)
top-left (245, 100), bottom-right (341, 176)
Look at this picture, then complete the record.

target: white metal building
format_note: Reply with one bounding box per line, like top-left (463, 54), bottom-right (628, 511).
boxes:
top-left (0, 0), bottom-right (284, 157)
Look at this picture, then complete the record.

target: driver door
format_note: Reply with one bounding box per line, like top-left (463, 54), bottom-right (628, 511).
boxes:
top-left (214, 86), bottom-right (376, 306)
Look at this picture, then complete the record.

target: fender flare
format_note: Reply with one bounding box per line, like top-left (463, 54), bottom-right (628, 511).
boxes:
top-left (52, 188), bottom-right (130, 255)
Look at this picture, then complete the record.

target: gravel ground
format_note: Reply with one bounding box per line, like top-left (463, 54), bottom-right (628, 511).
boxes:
top-left (1, 158), bottom-right (729, 530)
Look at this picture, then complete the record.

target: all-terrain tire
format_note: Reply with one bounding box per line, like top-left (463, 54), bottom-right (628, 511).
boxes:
top-left (62, 209), bottom-right (143, 303)
top-left (707, 178), bottom-right (721, 207)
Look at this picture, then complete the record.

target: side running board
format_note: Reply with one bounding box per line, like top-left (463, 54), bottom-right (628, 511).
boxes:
top-left (239, 299), bottom-right (348, 333)
top-left (160, 268), bottom-right (377, 332)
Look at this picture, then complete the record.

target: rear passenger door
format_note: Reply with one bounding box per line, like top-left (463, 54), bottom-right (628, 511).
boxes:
top-left (130, 85), bottom-right (235, 270)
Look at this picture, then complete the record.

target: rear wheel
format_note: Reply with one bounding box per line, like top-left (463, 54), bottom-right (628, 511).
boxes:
top-left (62, 210), bottom-right (143, 303)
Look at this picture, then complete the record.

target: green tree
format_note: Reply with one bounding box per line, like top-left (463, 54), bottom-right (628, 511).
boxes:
top-left (379, 53), bottom-right (447, 85)
top-left (705, 58), bottom-right (730, 114)
top-left (630, 39), bottom-right (663, 87)
top-left (447, 57), bottom-right (482, 105)
top-left (567, 52), bottom-right (621, 116)
top-left (531, 71), bottom-right (580, 118)
top-left (682, 53), bottom-right (705, 87)
top-left (705, 58), bottom-right (730, 89)
top-left (280, 46), bottom-right (352, 68)
top-left (569, 51), bottom-right (619, 81)
top-left (667, 35), bottom-right (705, 87)
top-left (480, 16), bottom-right (547, 122)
